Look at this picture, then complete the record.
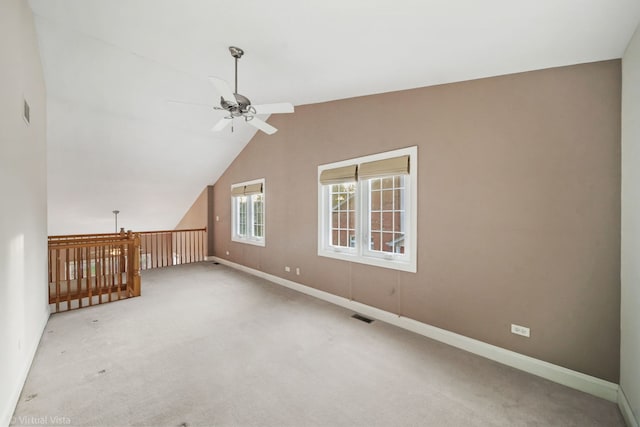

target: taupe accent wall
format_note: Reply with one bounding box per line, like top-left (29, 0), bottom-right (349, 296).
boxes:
top-left (176, 187), bottom-right (209, 230)
top-left (213, 60), bottom-right (621, 382)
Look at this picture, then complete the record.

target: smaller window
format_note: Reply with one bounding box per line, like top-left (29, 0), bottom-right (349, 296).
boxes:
top-left (231, 179), bottom-right (265, 246)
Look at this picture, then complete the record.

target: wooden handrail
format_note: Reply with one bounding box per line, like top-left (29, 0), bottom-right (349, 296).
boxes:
top-left (49, 227), bottom-right (206, 239)
top-left (49, 238), bottom-right (133, 249)
top-left (49, 240), bottom-right (133, 249)
top-left (138, 227), bottom-right (206, 234)
top-left (49, 232), bottom-right (123, 239)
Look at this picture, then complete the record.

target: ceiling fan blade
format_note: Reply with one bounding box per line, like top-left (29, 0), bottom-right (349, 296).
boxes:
top-left (209, 77), bottom-right (237, 105)
top-left (212, 118), bottom-right (231, 132)
top-left (252, 103), bottom-right (294, 115)
top-left (247, 117), bottom-right (277, 135)
top-left (167, 99), bottom-right (213, 108)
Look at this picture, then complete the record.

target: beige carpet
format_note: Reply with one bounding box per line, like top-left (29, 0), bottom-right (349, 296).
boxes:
top-left (12, 262), bottom-right (624, 426)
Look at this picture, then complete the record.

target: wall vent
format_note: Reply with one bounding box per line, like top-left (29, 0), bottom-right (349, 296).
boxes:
top-left (352, 314), bottom-right (374, 324)
top-left (23, 99), bottom-right (30, 125)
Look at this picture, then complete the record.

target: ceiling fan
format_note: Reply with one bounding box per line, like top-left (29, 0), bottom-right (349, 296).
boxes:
top-left (208, 46), bottom-right (294, 135)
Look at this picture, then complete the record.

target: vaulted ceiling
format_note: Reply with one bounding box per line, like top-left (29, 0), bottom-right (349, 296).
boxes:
top-left (29, 0), bottom-right (640, 234)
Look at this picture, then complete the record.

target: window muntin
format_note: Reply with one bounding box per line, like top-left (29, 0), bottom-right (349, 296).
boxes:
top-left (231, 179), bottom-right (265, 246)
top-left (318, 147), bottom-right (417, 272)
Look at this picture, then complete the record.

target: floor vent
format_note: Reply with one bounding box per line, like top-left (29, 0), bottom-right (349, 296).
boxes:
top-left (212, 262), bottom-right (220, 265)
top-left (352, 314), bottom-right (374, 323)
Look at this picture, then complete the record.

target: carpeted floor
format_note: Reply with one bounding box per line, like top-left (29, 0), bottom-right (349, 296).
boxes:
top-left (12, 262), bottom-right (624, 426)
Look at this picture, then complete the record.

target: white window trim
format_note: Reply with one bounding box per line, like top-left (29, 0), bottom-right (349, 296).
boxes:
top-left (317, 146), bottom-right (417, 273)
top-left (231, 178), bottom-right (266, 247)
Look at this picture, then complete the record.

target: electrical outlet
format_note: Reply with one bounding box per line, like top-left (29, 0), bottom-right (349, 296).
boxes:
top-left (511, 324), bottom-right (530, 337)
top-left (216, 215), bottom-right (220, 222)
top-left (285, 266), bottom-right (290, 272)
top-left (225, 251), bottom-right (230, 256)
top-left (296, 267), bottom-right (300, 276)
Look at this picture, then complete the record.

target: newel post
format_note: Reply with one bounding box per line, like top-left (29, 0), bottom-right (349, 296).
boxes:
top-left (132, 232), bottom-right (141, 297)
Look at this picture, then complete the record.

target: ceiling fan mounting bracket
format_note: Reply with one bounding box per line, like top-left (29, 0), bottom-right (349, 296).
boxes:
top-left (229, 46), bottom-right (244, 59)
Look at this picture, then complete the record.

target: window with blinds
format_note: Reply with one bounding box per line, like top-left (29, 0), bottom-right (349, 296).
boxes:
top-left (317, 147), bottom-right (417, 273)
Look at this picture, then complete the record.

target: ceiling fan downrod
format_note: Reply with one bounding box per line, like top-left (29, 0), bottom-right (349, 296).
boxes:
top-left (229, 46), bottom-right (244, 95)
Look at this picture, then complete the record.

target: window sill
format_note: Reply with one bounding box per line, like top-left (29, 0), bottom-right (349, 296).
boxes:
top-left (318, 249), bottom-right (416, 273)
top-left (232, 237), bottom-right (266, 247)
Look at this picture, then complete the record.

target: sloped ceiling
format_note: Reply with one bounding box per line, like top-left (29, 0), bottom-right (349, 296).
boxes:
top-left (28, 0), bottom-right (640, 234)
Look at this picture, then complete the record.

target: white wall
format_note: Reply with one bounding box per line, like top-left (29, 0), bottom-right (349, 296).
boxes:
top-left (621, 21), bottom-right (640, 427)
top-left (0, 1), bottom-right (50, 426)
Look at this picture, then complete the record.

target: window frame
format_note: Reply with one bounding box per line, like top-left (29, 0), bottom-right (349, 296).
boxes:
top-left (231, 178), bottom-right (266, 247)
top-left (318, 146), bottom-right (417, 273)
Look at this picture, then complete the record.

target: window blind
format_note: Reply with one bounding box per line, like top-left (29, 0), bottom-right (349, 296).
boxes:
top-left (231, 182), bottom-right (263, 197)
top-left (358, 155), bottom-right (409, 179)
top-left (319, 165), bottom-right (358, 185)
top-left (243, 183), bottom-right (263, 196)
top-left (231, 186), bottom-right (245, 197)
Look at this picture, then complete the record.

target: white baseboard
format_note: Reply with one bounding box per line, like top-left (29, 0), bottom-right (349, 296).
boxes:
top-left (619, 386), bottom-right (639, 427)
top-left (1, 311), bottom-right (49, 427)
top-left (211, 256), bottom-right (620, 403)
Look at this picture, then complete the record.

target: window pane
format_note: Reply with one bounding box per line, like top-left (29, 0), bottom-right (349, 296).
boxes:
top-left (347, 211), bottom-right (355, 230)
top-left (382, 211), bottom-right (393, 229)
top-left (329, 183), bottom-right (356, 249)
top-left (393, 212), bottom-right (402, 232)
top-left (394, 233), bottom-right (405, 254)
top-left (371, 232), bottom-right (382, 251)
top-left (371, 189), bottom-right (381, 210)
top-left (382, 177), bottom-right (394, 189)
top-left (252, 194), bottom-right (264, 238)
top-left (369, 175), bottom-right (405, 254)
top-left (338, 230), bottom-right (348, 246)
top-left (238, 197), bottom-right (247, 236)
top-left (381, 189), bottom-right (394, 210)
top-left (381, 232), bottom-right (395, 252)
top-left (370, 211), bottom-right (381, 231)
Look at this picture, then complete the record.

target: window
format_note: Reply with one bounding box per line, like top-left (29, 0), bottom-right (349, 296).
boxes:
top-left (231, 179), bottom-right (265, 246)
top-left (318, 147), bottom-right (417, 272)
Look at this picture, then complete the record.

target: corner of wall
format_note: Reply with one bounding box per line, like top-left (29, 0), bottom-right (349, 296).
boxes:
top-left (621, 19), bottom-right (640, 427)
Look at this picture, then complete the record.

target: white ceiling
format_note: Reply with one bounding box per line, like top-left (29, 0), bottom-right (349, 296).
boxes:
top-left (29, 0), bottom-right (640, 235)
